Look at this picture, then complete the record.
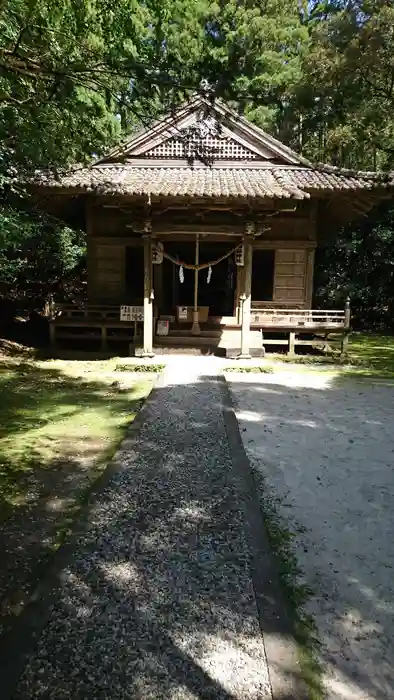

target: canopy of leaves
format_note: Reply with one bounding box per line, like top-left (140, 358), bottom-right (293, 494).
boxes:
top-left (0, 0), bottom-right (309, 171)
top-left (1, 0), bottom-right (394, 328)
top-left (295, 1), bottom-right (394, 169)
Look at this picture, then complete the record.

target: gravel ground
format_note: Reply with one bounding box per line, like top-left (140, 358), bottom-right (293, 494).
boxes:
top-left (227, 369), bottom-right (394, 700)
top-left (13, 359), bottom-right (272, 700)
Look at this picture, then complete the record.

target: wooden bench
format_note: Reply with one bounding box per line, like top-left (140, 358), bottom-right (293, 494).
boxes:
top-left (49, 305), bottom-right (144, 350)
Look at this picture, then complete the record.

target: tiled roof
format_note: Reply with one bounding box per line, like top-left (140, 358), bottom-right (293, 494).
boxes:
top-left (34, 165), bottom-right (391, 200)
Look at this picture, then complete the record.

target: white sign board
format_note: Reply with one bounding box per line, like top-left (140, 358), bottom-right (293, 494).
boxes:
top-left (120, 305), bottom-right (144, 322)
top-left (156, 319), bottom-right (169, 336)
top-left (178, 306), bottom-right (188, 321)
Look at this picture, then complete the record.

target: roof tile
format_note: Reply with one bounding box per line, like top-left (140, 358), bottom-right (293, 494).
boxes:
top-left (34, 165), bottom-right (390, 200)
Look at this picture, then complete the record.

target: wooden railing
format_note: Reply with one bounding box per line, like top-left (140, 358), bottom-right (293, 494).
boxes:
top-left (250, 301), bottom-right (350, 330)
top-left (51, 304), bottom-right (128, 322)
top-left (48, 304), bottom-right (144, 349)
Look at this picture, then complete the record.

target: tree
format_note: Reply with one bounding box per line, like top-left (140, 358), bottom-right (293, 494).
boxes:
top-left (294, 1), bottom-right (394, 169)
top-left (197, 0), bottom-right (308, 132)
top-left (0, 203), bottom-right (85, 302)
top-left (315, 201), bottom-right (394, 329)
top-left (0, 0), bottom-right (309, 171)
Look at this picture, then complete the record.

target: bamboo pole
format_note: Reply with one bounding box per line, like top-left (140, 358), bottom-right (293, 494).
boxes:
top-left (142, 234), bottom-right (154, 357)
top-left (191, 233), bottom-right (200, 335)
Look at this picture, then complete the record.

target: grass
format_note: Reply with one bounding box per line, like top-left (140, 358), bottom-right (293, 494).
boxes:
top-left (229, 333), bottom-right (394, 380)
top-left (342, 333), bottom-right (394, 378)
top-left (115, 362), bottom-right (166, 373)
top-left (224, 365), bottom-right (273, 374)
top-left (0, 353), bottom-right (162, 625)
top-left (0, 356), bottom-right (157, 525)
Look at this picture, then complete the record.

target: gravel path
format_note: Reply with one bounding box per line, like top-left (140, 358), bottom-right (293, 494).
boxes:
top-left (228, 369), bottom-right (394, 700)
top-left (11, 359), bottom-right (272, 700)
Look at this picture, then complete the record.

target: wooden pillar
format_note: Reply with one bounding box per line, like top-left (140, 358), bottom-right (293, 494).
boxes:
top-left (344, 296), bottom-right (351, 329)
top-left (238, 238), bottom-right (252, 359)
top-left (191, 233), bottom-right (200, 335)
top-left (153, 262), bottom-right (163, 313)
top-left (142, 233), bottom-right (154, 357)
top-left (341, 297), bottom-right (351, 358)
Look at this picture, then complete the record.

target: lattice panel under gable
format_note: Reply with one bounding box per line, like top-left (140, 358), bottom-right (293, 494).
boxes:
top-left (143, 133), bottom-right (259, 160)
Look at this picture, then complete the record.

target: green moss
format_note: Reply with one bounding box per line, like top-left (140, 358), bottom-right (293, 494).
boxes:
top-left (224, 365), bottom-right (273, 373)
top-left (0, 358), bottom-right (153, 523)
top-left (115, 363), bottom-right (165, 373)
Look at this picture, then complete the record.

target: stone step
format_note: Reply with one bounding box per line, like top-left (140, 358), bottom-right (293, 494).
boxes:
top-left (168, 329), bottom-right (222, 338)
top-left (154, 329), bottom-right (262, 350)
top-left (155, 335), bottom-right (216, 347)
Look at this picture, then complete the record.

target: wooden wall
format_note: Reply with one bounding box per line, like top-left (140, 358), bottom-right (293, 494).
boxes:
top-left (87, 201), bottom-right (317, 309)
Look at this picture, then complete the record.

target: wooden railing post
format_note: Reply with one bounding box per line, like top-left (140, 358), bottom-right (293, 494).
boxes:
top-left (341, 296), bottom-right (351, 358)
top-left (344, 296), bottom-right (351, 329)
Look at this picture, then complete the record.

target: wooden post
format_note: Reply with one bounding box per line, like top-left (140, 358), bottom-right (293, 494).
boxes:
top-left (238, 238), bottom-right (252, 359)
top-left (191, 233), bottom-right (200, 335)
top-left (341, 296), bottom-right (351, 358)
top-left (288, 331), bottom-right (295, 357)
top-left (344, 296), bottom-right (351, 329)
top-left (142, 233), bottom-right (154, 357)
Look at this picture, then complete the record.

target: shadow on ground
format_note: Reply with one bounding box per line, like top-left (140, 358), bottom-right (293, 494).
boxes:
top-left (1, 371), bottom-right (392, 700)
top-left (228, 371), bottom-right (394, 700)
top-left (0, 361), bottom-right (147, 636)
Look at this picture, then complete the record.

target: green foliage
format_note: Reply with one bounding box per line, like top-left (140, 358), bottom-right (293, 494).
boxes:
top-left (294, 1), bottom-right (394, 168)
top-left (1, 0), bottom-right (394, 325)
top-left (200, 0), bottom-right (308, 131)
top-left (315, 202), bottom-right (394, 328)
top-left (0, 203), bottom-right (85, 300)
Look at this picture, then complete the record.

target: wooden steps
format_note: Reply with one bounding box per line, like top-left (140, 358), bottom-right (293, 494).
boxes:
top-left (152, 324), bottom-right (264, 357)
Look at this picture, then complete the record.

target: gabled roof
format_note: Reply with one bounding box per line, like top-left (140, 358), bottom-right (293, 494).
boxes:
top-left (97, 95), bottom-right (311, 167)
top-left (32, 95), bottom-right (393, 222)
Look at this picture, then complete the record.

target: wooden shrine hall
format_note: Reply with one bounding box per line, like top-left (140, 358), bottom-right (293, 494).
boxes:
top-left (33, 95), bottom-right (393, 357)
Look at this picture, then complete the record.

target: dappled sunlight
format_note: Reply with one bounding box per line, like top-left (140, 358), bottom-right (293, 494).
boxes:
top-left (0, 357), bottom-right (154, 640)
top-left (172, 501), bottom-right (211, 524)
top-left (99, 561), bottom-right (142, 588)
top-left (45, 496), bottom-right (75, 513)
top-left (229, 370), bottom-right (394, 700)
top-left (236, 410), bottom-right (262, 423)
top-left (173, 632), bottom-right (268, 699)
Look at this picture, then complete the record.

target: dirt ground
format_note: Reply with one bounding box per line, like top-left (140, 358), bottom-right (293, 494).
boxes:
top-left (227, 369), bottom-right (394, 700)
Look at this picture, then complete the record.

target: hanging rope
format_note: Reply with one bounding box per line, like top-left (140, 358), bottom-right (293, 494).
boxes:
top-left (207, 266), bottom-right (212, 284)
top-left (162, 243), bottom-right (242, 271)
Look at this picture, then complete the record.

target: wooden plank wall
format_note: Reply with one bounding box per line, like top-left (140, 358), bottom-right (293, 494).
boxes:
top-left (87, 202), bottom-right (317, 308)
top-left (274, 248), bottom-right (308, 304)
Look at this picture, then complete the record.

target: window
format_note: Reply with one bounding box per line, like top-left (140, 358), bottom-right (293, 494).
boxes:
top-left (251, 250), bottom-right (275, 301)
